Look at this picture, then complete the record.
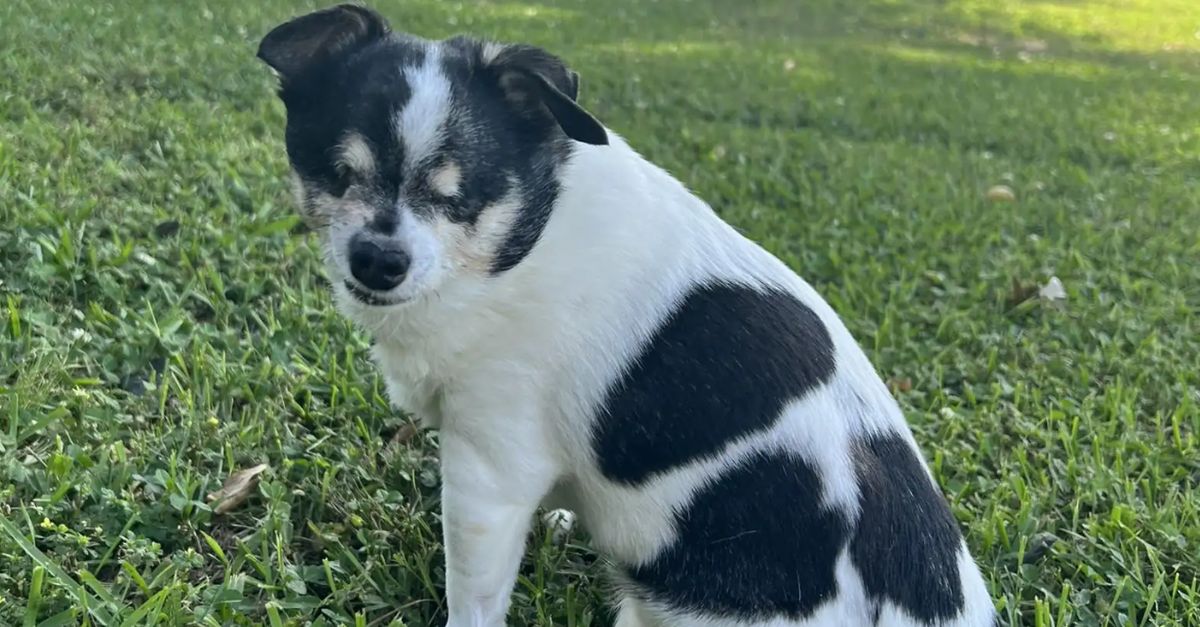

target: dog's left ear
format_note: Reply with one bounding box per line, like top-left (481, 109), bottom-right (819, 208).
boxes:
top-left (483, 44), bottom-right (608, 146)
top-left (258, 4), bottom-right (390, 82)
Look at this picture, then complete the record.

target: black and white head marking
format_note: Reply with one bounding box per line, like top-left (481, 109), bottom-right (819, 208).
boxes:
top-left (258, 4), bottom-right (607, 307)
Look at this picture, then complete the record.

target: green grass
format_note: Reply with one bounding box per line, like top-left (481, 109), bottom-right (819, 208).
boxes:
top-left (1, 0), bottom-right (1198, 625)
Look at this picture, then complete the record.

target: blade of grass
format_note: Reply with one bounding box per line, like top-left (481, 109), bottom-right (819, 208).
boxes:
top-left (118, 587), bottom-right (171, 627)
top-left (24, 565), bottom-right (45, 627)
top-left (0, 514), bottom-right (116, 626)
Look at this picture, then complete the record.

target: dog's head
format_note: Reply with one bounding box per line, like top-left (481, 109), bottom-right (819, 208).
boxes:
top-left (258, 4), bottom-right (606, 308)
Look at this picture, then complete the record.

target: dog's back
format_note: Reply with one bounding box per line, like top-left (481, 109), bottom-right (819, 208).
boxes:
top-left (483, 138), bottom-right (998, 626)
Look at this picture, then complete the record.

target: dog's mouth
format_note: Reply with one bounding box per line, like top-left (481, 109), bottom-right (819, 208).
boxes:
top-left (343, 280), bottom-right (409, 307)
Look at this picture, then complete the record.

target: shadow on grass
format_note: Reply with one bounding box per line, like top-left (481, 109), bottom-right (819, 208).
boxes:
top-left (511, 0), bottom-right (1200, 68)
top-left (499, 1), bottom-right (1198, 178)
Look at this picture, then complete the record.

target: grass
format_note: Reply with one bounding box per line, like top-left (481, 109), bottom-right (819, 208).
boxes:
top-left (1, 0), bottom-right (1198, 624)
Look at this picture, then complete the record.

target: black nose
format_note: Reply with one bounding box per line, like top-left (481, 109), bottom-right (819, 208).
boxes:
top-left (348, 235), bottom-right (410, 291)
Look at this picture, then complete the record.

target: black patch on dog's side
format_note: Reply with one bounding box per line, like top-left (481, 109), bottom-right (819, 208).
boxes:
top-left (850, 433), bottom-right (966, 621)
top-left (626, 450), bottom-right (850, 619)
top-left (590, 281), bottom-right (836, 485)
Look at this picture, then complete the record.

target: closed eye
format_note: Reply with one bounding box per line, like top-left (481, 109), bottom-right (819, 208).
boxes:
top-left (428, 161), bottom-right (463, 198)
top-left (332, 132), bottom-right (379, 196)
top-left (330, 163), bottom-right (354, 197)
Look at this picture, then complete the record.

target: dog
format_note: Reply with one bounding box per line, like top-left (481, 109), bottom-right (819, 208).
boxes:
top-left (256, 5), bottom-right (996, 626)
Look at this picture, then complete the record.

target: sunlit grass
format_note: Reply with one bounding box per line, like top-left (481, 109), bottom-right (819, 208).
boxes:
top-left (942, 0), bottom-right (1200, 55)
top-left (2, 0), bottom-right (1198, 625)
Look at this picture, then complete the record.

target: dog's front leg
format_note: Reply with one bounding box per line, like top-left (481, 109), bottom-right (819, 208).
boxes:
top-left (439, 421), bottom-right (558, 627)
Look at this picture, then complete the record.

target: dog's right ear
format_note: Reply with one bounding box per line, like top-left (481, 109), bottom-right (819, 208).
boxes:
top-left (257, 4), bottom-right (390, 82)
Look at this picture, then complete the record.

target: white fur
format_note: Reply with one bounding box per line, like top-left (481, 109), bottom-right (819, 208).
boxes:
top-left (541, 508), bottom-right (576, 545)
top-left (312, 129), bottom-right (991, 626)
top-left (288, 171), bottom-right (306, 206)
top-left (397, 46), bottom-right (451, 168)
top-left (480, 41), bottom-right (506, 65)
top-left (429, 160), bottom-right (463, 197)
top-left (336, 131), bottom-right (377, 177)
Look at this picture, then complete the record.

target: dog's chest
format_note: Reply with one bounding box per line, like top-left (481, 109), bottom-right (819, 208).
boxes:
top-left (351, 296), bottom-right (471, 425)
top-left (358, 290), bottom-right (548, 427)
top-left (370, 340), bottom-right (443, 424)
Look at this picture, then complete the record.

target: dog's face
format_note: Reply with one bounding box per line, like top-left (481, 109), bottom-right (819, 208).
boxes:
top-left (258, 4), bottom-right (606, 308)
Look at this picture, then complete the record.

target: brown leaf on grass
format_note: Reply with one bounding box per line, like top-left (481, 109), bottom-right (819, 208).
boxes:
top-left (1023, 531), bottom-right (1060, 563)
top-left (1006, 277), bottom-right (1039, 309)
top-left (382, 421), bottom-right (424, 459)
top-left (986, 184), bottom-right (1016, 203)
top-left (1018, 39), bottom-right (1048, 53)
top-left (887, 377), bottom-right (913, 394)
top-left (154, 220), bottom-right (181, 239)
top-left (388, 421), bottom-right (421, 447)
top-left (206, 463), bottom-right (269, 515)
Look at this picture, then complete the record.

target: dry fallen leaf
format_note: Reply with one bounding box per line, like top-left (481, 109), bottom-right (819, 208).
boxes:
top-left (1023, 531), bottom-right (1060, 563)
top-left (887, 377), bottom-right (913, 394)
top-left (1006, 277), bottom-right (1039, 309)
top-left (1039, 276), bottom-right (1067, 303)
top-left (1019, 39), bottom-right (1048, 53)
top-left (383, 422), bottom-right (422, 456)
top-left (390, 421), bottom-right (420, 446)
top-left (986, 184), bottom-right (1016, 202)
top-left (207, 463), bottom-right (269, 515)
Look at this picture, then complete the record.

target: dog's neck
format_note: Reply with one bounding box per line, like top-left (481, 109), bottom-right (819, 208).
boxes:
top-left (339, 132), bottom-right (719, 408)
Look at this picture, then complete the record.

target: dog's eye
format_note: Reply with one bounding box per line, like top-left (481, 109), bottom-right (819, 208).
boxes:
top-left (331, 164), bottom-right (356, 197)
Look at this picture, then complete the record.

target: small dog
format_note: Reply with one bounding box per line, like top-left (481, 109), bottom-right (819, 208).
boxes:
top-left (257, 5), bottom-right (995, 626)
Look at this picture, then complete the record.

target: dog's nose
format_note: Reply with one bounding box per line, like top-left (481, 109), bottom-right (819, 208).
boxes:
top-left (348, 235), bottom-right (410, 291)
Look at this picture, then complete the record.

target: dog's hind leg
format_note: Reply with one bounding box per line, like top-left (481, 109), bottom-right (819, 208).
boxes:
top-left (615, 597), bottom-right (659, 627)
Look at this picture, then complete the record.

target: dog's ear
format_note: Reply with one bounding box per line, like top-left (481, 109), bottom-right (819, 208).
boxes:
top-left (258, 4), bottom-right (390, 82)
top-left (482, 43), bottom-right (608, 146)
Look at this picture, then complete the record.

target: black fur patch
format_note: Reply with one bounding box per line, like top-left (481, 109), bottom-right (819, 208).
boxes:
top-left (282, 39), bottom-right (423, 198)
top-left (441, 40), bottom-right (574, 273)
top-left (626, 450), bottom-right (850, 619)
top-left (488, 150), bottom-right (563, 274)
top-left (850, 434), bottom-right (966, 621)
top-left (590, 281), bottom-right (836, 485)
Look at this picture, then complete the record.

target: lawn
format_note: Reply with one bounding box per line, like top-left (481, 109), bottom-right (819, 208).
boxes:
top-left (1, 0), bottom-right (1198, 625)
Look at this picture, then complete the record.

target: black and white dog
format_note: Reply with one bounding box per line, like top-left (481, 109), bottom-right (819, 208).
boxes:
top-left (257, 5), bottom-right (995, 626)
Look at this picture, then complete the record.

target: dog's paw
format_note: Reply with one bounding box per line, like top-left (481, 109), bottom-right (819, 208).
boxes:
top-left (541, 508), bottom-right (576, 545)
